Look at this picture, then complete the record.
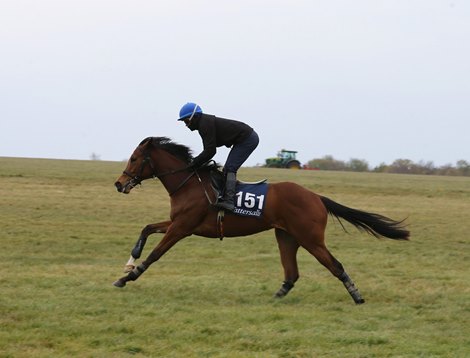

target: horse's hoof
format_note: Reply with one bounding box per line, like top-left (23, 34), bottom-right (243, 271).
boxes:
top-left (124, 265), bottom-right (135, 273)
top-left (273, 281), bottom-right (293, 299)
top-left (273, 292), bottom-right (285, 299)
top-left (113, 280), bottom-right (126, 288)
top-left (355, 298), bottom-right (365, 305)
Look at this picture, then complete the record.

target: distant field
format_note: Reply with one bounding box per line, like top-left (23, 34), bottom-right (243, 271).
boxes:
top-left (0, 157), bottom-right (469, 357)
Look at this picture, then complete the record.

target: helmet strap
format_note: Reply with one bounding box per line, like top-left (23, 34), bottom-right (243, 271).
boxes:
top-left (187, 104), bottom-right (199, 124)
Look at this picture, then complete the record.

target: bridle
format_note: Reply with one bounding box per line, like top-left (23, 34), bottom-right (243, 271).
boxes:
top-left (121, 149), bottom-right (196, 196)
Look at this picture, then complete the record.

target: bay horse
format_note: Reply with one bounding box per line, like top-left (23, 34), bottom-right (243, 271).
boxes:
top-left (113, 137), bottom-right (409, 304)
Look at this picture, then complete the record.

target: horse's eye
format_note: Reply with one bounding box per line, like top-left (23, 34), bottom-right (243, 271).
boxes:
top-left (130, 156), bottom-right (137, 163)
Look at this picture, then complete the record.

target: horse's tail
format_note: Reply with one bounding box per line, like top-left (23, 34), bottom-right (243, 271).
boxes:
top-left (320, 196), bottom-right (410, 240)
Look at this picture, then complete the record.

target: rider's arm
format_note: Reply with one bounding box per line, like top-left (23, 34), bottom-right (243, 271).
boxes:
top-left (192, 116), bottom-right (217, 167)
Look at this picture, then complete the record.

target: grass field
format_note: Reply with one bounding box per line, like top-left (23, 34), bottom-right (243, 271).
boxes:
top-left (0, 157), bottom-right (469, 357)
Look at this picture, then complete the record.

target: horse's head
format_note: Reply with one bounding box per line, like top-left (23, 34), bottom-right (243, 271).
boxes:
top-left (115, 138), bottom-right (157, 194)
top-left (115, 137), bottom-right (195, 194)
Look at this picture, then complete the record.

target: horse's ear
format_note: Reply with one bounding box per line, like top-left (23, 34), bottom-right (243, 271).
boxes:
top-left (141, 137), bottom-right (154, 148)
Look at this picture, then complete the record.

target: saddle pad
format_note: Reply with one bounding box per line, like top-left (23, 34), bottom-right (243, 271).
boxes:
top-left (233, 182), bottom-right (268, 218)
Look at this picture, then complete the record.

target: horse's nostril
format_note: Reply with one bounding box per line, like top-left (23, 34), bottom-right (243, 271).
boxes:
top-left (115, 182), bottom-right (123, 192)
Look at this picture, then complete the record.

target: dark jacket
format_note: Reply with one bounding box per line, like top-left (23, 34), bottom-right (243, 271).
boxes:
top-left (188, 114), bottom-right (253, 166)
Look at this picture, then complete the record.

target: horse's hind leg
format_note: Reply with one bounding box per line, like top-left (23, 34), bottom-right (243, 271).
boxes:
top-left (274, 229), bottom-right (300, 298)
top-left (313, 245), bottom-right (365, 304)
top-left (124, 220), bottom-right (171, 272)
top-left (297, 228), bottom-right (365, 304)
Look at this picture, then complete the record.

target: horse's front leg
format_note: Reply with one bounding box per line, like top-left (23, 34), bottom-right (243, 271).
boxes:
top-left (123, 220), bottom-right (172, 273)
top-left (113, 224), bottom-right (188, 288)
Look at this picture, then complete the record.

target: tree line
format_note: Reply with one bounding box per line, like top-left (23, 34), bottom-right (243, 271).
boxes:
top-left (307, 156), bottom-right (470, 176)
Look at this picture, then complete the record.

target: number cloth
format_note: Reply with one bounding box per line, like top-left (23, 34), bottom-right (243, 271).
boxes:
top-left (232, 182), bottom-right (268, 217)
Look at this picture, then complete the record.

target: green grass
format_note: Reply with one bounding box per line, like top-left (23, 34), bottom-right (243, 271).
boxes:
top-left (0, 157), bottom-right (469, 357)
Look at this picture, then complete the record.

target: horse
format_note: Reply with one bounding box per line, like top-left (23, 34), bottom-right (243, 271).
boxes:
top-left (113, 137), bottom-right (409, 304)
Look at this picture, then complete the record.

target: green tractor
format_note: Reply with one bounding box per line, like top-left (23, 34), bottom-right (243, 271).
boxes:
top-left (265, 149), bottom-right (302, 169)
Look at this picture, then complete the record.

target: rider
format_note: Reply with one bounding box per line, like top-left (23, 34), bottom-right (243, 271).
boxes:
top-left (177, 102), bottom-right (259, 211)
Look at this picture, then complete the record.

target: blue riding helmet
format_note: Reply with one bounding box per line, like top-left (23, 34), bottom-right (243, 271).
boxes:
top-left (178, 103), bottom-right (203, 121)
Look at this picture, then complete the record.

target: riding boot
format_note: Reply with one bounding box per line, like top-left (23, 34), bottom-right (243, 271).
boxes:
top-left (216, 172), bottom-right (236, 211)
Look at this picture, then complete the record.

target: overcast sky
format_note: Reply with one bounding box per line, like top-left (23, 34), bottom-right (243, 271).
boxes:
top-left (1, 0), bottom-right (469, 168)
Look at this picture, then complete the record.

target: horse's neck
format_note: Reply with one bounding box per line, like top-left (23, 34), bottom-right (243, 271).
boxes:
top-left (152, 150), bottom-right (192, 195)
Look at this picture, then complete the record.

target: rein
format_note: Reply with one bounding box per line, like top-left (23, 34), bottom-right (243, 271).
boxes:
top-left (122, 151), bottom-right (211, 197)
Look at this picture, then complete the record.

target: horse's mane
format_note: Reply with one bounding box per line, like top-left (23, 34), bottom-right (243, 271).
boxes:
top-left (141, 137), bottom-right (220, 171)
top-left (140, 137), bottom-right (193, 163)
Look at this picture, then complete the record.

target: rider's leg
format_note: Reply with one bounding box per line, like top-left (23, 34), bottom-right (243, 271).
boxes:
top-left (216, 172), bottom-right (237, 211)
top-left (216, 131), bottom-right (259, 211)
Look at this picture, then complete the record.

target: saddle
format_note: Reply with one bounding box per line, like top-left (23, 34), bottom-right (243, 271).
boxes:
top-left (207, 167), bottom-right (269, 239)
top-left (209, 168), bottom-right (267, 198)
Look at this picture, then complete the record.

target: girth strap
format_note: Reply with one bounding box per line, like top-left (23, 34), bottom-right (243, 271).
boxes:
top-left (217, 210), bottom-right (225, 240)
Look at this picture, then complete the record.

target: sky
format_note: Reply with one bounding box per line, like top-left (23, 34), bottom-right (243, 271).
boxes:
top-left (1, 0), bottom-right (469, 168)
